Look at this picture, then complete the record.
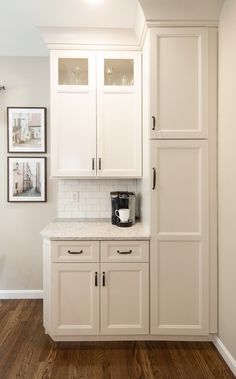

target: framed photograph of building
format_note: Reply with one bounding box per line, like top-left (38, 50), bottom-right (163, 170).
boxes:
top-left (8, 157), bottom-right (47, 202)
top-left (7, 107), bottom-right (46, 153)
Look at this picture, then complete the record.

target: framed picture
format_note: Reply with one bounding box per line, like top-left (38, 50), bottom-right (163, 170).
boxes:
top-left (8, 157), bottom-right (47, 202)
top-left (7, 107), bottom-right (46, 153)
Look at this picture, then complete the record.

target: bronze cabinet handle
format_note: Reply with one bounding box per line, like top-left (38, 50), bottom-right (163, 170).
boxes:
top-left (67, 250), bottom-right (83, 254)
top-left (95, 272), bottom-right (98, 287)
top-left (117, 250), bottom-right (132, 254)
top-left (102, 272), bottom-right (105, 286)
top-left (152, 116), bottom-right (156, 130)
top-left (152, 167), bottom-right (156, 190)
top-left (99, 158), bottom-right (102, 170)
top-left (92, 158), bottom-right (95, 170)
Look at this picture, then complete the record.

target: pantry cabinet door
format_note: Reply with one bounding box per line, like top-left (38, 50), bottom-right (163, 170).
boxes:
top-left (51, 263), bottom-right (99, 335)
top-left (96, 51), bottom-right (142, 177)
top-left (150, 28), bottom-right (208, 139)
top-left (100, 263), bottom-right (149, 335)
top-left (150, 140), bottom-right (209, 335)
top-left (50, 51), bottom-right (97, 177)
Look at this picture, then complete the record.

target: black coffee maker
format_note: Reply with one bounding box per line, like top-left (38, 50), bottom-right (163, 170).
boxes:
top-left (110, 191), bottom-right (136, 227)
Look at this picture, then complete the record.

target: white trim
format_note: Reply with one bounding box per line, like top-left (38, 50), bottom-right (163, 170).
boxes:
top-left (40, 21), bottom-right (218, 52)
top-left (213, 336), bottom-right (236, 376)
top-left (138, 23), bottom-right (148, 49)
top-left (146, 20), bottom-right (219, 28)
top-left (46, 44), bottom-right (141, 51)
top-left (0, 290), bottom-right (43, 299)
top-left (49, 334), bottom-right (213, 342)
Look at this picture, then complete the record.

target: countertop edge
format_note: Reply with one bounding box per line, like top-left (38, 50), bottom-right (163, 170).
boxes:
top-left (41, 235), bottom-right (150, 241)
top-left (40, 221), bottom-right (150, 241)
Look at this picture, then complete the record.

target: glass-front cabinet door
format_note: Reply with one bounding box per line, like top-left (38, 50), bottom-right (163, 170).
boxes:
top-left (97, 51), bottom-right (142, 177)
top-left (50, 51), bottom-right (97, 177)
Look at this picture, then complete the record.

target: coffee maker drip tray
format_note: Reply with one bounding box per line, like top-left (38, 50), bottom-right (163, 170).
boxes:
top-left (116, 220), bottom-right (133, 227)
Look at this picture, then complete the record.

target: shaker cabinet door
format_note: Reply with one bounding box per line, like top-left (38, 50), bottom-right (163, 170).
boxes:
top-left (100, 262), bottom-right (149, 335)
top-left (50, 51), bottom-right (97, 177)
top-left (150, 140), bottom-right (209, 335)
top-left (51, 263), bottom-right (99, 335)
top-left (96, 51), bottom-right (142, 177)
top-left (150, 28), bottom-right (208, 139)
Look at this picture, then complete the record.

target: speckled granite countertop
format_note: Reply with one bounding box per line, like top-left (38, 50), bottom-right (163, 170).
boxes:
top-left (41, 219), bottom-right (150, 241)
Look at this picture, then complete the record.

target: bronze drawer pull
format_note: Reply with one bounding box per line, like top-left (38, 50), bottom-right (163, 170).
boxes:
top-left (117, 250), bottom-right (132, 255)
top-left (152, 167), bottom-right (156, 190)
top-left (67, 250), bottom-right (83, 254)
top-left (152, 116), bottom-right (156, 130)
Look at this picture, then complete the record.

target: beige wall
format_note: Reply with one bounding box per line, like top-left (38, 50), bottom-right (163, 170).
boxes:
top-left (0, 57), bottom-right (57, 291)
top-left (218, 0), bottom-right (236, 361)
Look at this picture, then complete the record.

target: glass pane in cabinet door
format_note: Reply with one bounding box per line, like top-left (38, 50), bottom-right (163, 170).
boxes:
top-left (58, 58), bottom-right (88, 85)
top-left (104, 59), bottom-right (134, 86)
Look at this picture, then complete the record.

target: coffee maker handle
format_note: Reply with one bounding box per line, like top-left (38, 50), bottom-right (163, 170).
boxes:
top-left (115, 210), bottom-right (120, 219)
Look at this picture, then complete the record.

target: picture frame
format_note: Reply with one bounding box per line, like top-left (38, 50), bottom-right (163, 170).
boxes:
top-left (8, 157), bottom-right (47, 202)
top-left (7, 107), bottom-right (46, 153)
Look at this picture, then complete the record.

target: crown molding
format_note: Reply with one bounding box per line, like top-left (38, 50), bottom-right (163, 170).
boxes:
top-left (146, 20), bottom-right (219, 28)
top-left (39, 20), bottom-right (218, 52)
top-left (39, 27), bottom-right (141, 51)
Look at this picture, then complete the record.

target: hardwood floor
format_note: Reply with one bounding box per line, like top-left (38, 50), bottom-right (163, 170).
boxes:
top-left (0, 300), bottom-right (234, 379)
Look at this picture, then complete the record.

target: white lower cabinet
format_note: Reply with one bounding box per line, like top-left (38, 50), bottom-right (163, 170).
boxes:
top-left (51, 262), bottom-right (99, 335)
top-left (44, 240), bottom-right (149, 339)
top-left (100, 263), bottom-right (149, 335)
top-left (150, 140), bottom-right (209, 335)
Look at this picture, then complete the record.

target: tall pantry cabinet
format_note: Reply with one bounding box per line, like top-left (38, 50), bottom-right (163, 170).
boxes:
top-left (144, 27), bottom-right (217, 336)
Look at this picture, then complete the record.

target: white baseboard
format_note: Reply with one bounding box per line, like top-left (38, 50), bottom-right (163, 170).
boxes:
top-left (0, 290), bottom-right (43, 299)
top-left (213, 336), bottom-right (236, 376)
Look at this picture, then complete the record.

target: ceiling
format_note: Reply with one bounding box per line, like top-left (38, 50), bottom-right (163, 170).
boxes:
top-left (139, 0), bottom-right (225, 21)
top-left (0, 0), bottom-right (225, 56)
top-left (0, 0), bottom-right (139, 55)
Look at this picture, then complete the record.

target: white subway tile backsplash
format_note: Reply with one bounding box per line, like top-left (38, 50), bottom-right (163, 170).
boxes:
top-left (86, 198), bottom-right (100, 206)
top-left (78, 198), bottom-right (86, 205)
top-left (86, 211), bottom-right (100, 218)
top-left (86, 184), bottom-right (100, 192)
top-left (57, 179), bottom-right (137, 219)
top-left (97, 192), bottom-right (110, 199)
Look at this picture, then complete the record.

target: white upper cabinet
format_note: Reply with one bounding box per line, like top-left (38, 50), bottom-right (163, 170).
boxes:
top-left (150, 28), bottom-right (208, 139)
top-left (97, 52), bottom-right (142, 177)
top-left (51, 51), bottom-right (97, 177)
top-left (50, 50), bottom-right (142, 178)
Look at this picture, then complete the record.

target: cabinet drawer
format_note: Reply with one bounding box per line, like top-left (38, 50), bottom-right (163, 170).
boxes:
top-left (51, 241), bottom-right (99, 262)
top-left (101, 241), bottom-right (149, 262)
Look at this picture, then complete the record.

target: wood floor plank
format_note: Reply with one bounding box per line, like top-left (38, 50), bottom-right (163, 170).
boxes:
top-left (0, 300), bottom-right (234, 379)
top-left (145, 341), bottom-right (180, 379)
